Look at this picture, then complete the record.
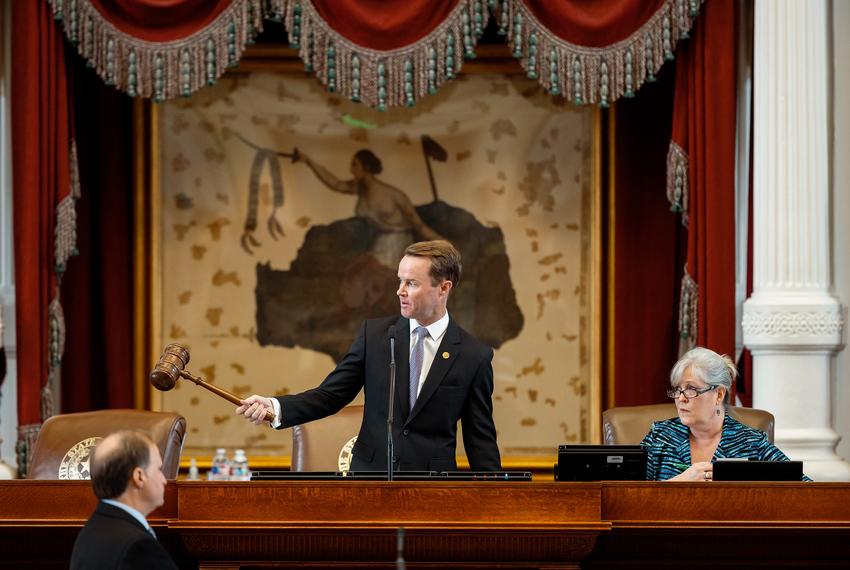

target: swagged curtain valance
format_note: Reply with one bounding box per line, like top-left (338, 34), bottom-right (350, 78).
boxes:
top-left (49, 0), bottom-right (703, 107)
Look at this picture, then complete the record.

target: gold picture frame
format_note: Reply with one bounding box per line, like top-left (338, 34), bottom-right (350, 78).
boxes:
top-left (134, 44), bottom-right (605, 475)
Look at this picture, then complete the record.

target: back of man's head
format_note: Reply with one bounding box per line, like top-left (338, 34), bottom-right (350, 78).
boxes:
top-left (90, 430), bottom-right (154, 500)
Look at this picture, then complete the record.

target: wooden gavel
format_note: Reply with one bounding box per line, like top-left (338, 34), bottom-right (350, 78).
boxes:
top-left (149, 343), bottom-right (276, 423)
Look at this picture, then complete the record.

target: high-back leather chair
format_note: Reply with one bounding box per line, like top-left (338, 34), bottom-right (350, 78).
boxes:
top-left (602, 403), bottom-right (775, 445)
top-left (291, 405), bottom-right (364, 472)
top-left (28, 409), bottom-right (186, 480)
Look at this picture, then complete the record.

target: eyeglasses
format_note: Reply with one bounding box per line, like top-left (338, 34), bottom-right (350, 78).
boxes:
top-left (666, 385), bottom-right (716, 399)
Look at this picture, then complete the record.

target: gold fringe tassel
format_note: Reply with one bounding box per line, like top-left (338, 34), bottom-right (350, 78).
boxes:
top-left (678, 266), bottom-right (698, 354)
top-left (502, 0), bottom-right (704, 106)
top-left (15, 423), bottom-right (41, 479)
top-left (48, 0), bottom-right (702, 107)
top-left (666, 140), bottom-right (689, 226)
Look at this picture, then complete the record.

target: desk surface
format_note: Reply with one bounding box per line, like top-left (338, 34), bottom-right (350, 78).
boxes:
top-left (3, 480), bottom-right (850, 569)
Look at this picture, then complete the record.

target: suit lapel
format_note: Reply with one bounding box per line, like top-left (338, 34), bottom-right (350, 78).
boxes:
top-left (393, 317), bottom-right (411, 418)
top-left (405, 319), bottom-right (461, 425)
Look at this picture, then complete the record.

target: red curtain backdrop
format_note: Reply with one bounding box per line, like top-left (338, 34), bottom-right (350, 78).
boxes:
top-left (523, 0), bottom-right (668, 46)
top-left (310, 0), bottom-right (462, 50)
top-left (11, 0), bottom-right (73, 473)
top-left (61, 59), bottom-right (135, 414)
top-left (89, 0), bottom-right (233, 41)
top-left (48, 0), bottom-right (700, 107)
top-left (612, 65), bottom-right (682, 407)
top-left (671, 0), bottom-right (737, 360)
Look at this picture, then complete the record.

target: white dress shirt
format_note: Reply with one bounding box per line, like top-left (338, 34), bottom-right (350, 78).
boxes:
top-left (409, 311), bottom-right (450, 400)
top-left (269, 312), bottom-right (450, 426)
top-left (102, 498), bottom-right (155, 537)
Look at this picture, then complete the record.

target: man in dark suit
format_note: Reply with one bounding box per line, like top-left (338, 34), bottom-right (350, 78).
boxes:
top-left (70, 430), bottom-right (177, 570)
top-left (238, 240), bottom-right (500, 471)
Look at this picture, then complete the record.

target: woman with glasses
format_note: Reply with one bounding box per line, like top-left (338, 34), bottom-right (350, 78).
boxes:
top-left (639, 346), bottom-right (810, 481)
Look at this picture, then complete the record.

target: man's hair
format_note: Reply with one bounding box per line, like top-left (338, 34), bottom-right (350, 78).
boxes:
top-left (404, 240), bottom-right (461, 287)
top-left (90, 430), bottom-right (154, 500)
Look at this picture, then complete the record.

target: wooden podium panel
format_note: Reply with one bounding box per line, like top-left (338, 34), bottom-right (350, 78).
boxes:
top-left (589, 482), bottom-right (850, 569)
top-left (602, 481), bottom-right (850, 526)
top-left (174, 481), bottom-right (605, 569)
top-left (3, 480), bottom-right (850, 569)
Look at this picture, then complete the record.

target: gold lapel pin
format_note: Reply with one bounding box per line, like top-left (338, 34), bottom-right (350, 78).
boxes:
top-left (442, 351), bottom-right (450, 359)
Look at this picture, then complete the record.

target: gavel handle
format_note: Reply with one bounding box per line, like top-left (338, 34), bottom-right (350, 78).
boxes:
top-left (179, 370), bottom-right (276, 423)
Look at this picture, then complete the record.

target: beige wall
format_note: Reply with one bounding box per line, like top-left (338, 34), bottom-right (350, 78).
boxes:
top-left (832, 0), bottom-right (850, 463)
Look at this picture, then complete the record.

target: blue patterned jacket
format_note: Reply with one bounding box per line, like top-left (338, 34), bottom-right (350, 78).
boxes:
top-left (639, 415), bottom-right (812, 481)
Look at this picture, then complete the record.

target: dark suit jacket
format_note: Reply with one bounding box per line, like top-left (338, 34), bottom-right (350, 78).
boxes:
top-left (70, 501), bottom-right (177, 570)
top-left (278, 315), bottom-right (501, 471)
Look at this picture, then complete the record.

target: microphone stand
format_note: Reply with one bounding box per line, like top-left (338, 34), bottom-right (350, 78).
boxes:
top-left (387, 329), bottom-right (397, 482)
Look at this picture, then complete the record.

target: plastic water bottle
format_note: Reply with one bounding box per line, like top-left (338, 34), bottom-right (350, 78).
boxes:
top-left (230, 449), bottom-right (250, 481)
top-left (187, 458), bottom-right (200, 481)
top-left (210, 448), bottom-right (231, 481)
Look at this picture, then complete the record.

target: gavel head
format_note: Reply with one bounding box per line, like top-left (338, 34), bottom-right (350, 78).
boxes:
top-left (150, 343), bottom-right (191, 391)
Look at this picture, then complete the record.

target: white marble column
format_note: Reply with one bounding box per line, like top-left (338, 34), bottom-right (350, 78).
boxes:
top-left (743, 0), bottom-right (850, 481)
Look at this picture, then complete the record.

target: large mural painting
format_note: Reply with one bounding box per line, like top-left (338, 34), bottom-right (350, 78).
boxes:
top-left (156, 71), bottom-right (596, 460)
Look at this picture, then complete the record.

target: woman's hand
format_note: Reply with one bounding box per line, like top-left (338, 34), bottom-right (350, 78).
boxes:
top-left (669, 461), bottom-right (713, 482)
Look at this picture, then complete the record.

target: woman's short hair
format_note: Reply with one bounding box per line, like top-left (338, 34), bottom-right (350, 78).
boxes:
top-left (404, 240), bottom-right (461, 287)
top-left (670, 346), bottom-right (738, 405)
top-left (354, 149), bottom-right (382, 174)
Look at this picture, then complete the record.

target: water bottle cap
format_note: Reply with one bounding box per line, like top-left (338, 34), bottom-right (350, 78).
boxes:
top-left (215, 448), bottom-right (226, 454)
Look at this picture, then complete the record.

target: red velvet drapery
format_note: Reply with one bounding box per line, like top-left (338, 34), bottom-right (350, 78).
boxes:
top-left (310, 0), bottom-right (462, 50)
top-left (61, 60), bottom-right (135, 415)
top-left (88, 0), bottom-right (233, 41)
top-left (669, 0), bottom-right (737, 360)
top-left (523, 0), bottom-right (668, 46)
top-left (611, 65), bottom-right (682, 407)
top-left (11, 0), bottom-right (74, 474)
top-left (49, 0), bottom-right (701, 107)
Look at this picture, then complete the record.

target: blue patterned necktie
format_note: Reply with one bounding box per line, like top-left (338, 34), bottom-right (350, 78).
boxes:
top-left (409, 326), bottom-right (429, 412)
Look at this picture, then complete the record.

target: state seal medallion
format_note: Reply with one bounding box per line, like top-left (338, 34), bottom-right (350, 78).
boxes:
top-left (58, 437), bottom-right (102, 480)
top-left (338, 435), bottom-right (357, 475)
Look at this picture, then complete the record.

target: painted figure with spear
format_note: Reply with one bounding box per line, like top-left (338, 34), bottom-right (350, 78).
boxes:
top-left (292, 135), bottom-right (446, 268)
top-left (237, 134), bottom-right (448, 269)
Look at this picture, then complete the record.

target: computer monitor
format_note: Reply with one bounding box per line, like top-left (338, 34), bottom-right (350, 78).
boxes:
top-left (555, 445), bottom-right (647, 481)
top-left (712, 459), bottom-right (803, 481)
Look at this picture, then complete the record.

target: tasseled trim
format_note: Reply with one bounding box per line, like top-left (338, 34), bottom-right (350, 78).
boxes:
top-left (280, 0), bottom-right (492, 110)
top-left (48, 296), bottom-right (65, 371)
top-left (48, 0), bottom-right (702, 107)
top-left (666, 140), bottom-right (689, 226)
top-left (16, 423), bottom-right (41, 479)
top-left (501, 0), bottom-right (703, 107)
top-left (42, 381), bottom-right (56, 424)
top-left (54, 140), bottom-right (80, 275)
top-left (48, 0), bottom-right (267, 101)
top-left (678, 266), bottom-right (698, 353)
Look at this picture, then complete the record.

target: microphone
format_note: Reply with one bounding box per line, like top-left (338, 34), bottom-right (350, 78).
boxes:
top-left (387, 326), bottom-right (397, 481)
top-left (150, 343), bottom-right (275, 423)
top-left (396, 527), bottom-right (406, 570)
